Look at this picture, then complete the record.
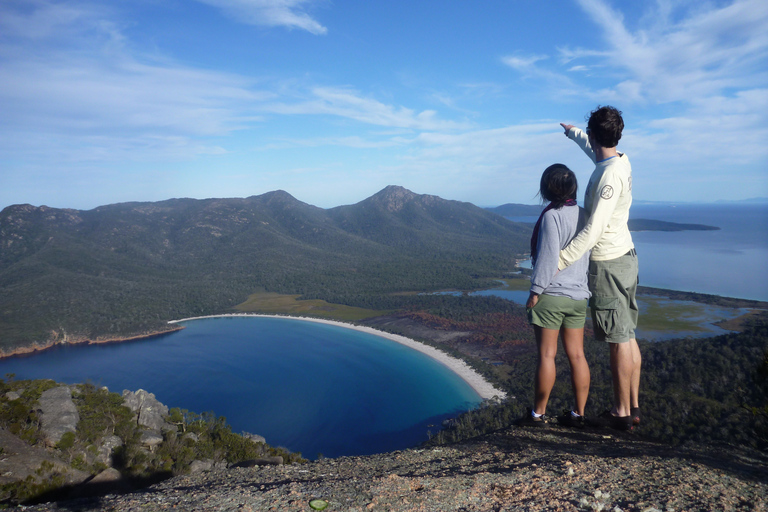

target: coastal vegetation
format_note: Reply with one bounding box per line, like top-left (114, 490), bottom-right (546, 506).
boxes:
top-left (234, 291), bottom-right (391, 322)
top-left (425, 311), bottom-right (768, 450)
top-left (0, 378), bottom-right (303, 504)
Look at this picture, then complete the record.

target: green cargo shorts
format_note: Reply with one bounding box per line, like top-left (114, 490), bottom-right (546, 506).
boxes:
top-left (527, 293), bottom-right (589, 330)
top-left (588, 251), bottom-right (639, 343)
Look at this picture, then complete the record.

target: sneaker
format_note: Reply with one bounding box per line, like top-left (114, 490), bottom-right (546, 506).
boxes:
top-left (631, 407), bottom-right (641, 426)
top-left (587, 410), bottom-right (633, 431)
top-left (516, 411), bottom-right (548, 427)
top-left (557, 410), bottom-right (585, 429)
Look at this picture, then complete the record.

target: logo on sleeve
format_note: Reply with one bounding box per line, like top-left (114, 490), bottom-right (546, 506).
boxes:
top-left (600, 185), bottom-right (614, 200)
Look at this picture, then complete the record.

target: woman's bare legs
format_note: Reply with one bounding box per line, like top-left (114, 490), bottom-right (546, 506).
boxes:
top-left (533, 325), bottom-right (560, 415)
top-left (561, 326), bottom-right (590, 416)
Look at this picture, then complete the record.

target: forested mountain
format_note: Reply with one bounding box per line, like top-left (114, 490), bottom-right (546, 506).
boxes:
top-left (0, 186), bottom-right (530, 350)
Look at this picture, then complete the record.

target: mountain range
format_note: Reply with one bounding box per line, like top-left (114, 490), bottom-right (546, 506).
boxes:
top-left (0, 186), bottom-right (530, 351)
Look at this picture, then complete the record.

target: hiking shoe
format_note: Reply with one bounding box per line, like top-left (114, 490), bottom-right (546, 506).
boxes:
top-left (631, 407), bottom-right (641, 426)
top-left (586, 410), bottom-right (633, 431)
top-left (557, 410), bottom-right (585, 429)
top-left (516, 411), bottom-right (548, 427)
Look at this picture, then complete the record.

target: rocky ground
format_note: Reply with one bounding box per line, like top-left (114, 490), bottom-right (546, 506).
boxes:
top-left (21, 423), bottom-right (767, 511)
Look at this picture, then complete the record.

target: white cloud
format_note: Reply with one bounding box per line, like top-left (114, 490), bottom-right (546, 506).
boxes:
top-left (194, 0), bottom-right (327, 35)
top-left (568, 0), bottom-right (768, 104)
top-left (501, 53), bottom-right (578, 90)
top-left (0, 1), bottom-right (464, 168)
top-left (501, 54), bottom-right (549, 71)
top-left (263, 87), bottom-right (471, 131)
top-left (258, 135), bottom-right (403, 150)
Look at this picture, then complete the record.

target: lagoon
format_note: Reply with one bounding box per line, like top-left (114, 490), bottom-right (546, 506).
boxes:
top-left (0, 316), bottom-right (483, 459)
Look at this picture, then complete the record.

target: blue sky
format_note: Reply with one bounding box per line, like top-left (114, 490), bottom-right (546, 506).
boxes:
top-left (1, 0), bottom-right (767, 210)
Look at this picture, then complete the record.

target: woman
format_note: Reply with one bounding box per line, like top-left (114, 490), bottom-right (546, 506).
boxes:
top-left (518, 164), bottom-right (591, 428)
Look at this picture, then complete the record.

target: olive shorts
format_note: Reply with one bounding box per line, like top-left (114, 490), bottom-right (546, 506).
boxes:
top-left (588, 251), bottom-right (639, 343)
top-left (527, 293), bottom-right (589, 330)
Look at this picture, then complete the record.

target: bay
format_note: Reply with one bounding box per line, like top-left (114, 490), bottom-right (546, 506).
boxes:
top-left (629, 203), bottom-right (768, 302)
top-left (509, 203), bottom-right (768, 302)
top-left (0, 316), bottom-right (481, 459)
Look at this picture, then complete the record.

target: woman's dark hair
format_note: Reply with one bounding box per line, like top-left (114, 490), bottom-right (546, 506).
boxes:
top-left (586, 105), bottom-right (624, 148)
top-left (540, 163), bottom-right (578, 208)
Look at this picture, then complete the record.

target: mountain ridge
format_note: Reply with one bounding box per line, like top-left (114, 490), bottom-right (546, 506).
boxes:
top-left (0, 186), bottom-right (530, 351)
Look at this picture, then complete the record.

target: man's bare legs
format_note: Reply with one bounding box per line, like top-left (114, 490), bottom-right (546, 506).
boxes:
top-left (534, 325), bottom-right (591, 416)
top-left (630, 338), bottom-right (641, 411)
top-left (609, 338), bottom-right (641, 417)
top-left (561, 326), bottom-right (590, 416)
top-left (533, 325), bottom-right (558, 415)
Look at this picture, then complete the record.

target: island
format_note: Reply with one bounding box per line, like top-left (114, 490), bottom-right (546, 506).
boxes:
top-left (627, 218), bottom-right (720, 232)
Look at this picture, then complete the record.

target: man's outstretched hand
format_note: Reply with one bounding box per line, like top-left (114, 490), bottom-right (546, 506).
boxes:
top-left (560, 123), bottom-right (574, 135)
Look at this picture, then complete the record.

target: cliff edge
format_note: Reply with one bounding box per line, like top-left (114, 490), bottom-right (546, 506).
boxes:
top-left (25, 425), bottom-right (767, 511)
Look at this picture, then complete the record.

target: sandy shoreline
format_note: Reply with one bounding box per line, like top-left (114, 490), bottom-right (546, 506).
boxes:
top-left (169, 314), bottom-right (507, 401)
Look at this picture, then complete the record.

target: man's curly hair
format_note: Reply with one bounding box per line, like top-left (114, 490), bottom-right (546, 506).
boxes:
top-left (586, 105), bottom-right (624, 148)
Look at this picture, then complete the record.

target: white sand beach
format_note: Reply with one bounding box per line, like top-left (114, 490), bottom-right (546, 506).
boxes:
top-left (169, 314), bottom-right (507, 401)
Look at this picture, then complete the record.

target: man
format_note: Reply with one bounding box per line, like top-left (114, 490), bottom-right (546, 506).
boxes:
top-left (559, 105), bottom-right (640, 431)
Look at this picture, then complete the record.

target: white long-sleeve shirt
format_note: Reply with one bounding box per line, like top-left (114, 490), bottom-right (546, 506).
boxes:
top-left (558, 127), bottom-right (634, 270)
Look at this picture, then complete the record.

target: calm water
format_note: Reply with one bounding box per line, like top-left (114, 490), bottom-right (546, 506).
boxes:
top-left (510, 203), bottom-right (768, 302)
top-left (0, 317), bottom-right (481, 459)
top-left (630, 204), bottom-right (768, 302)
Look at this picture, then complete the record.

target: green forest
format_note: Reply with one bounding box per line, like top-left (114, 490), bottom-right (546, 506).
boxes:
top-left (420, 306), bottom-right (768, 450)
top-left (0, 187), bottom-right (529, 350)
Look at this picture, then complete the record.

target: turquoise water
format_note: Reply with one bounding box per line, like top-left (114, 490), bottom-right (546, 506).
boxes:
top-left (0, 317), bottom-right (481, 459)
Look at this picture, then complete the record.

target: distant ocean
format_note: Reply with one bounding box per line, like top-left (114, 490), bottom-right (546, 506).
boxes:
top-left (511, 203), bottom-right (768, 302)
top-left (0, 317), bottom-right (481, 459)
top-left (630, 203), bottom-right (768, 302)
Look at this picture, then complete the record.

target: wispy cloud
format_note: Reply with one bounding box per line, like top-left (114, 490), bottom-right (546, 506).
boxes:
top-left (259, 135), bottom-right (404, 150)
top-left (501, 53), bottom-right (577, 90)
top-left (567, 0), bottom-right (768, 104)
top-left (263, 87), bottom-right (470, 131)
top-left (194, 0), bottom-right (328, 35)
top-left (501, 54), bottom-right (549, 71)
top-left (0, 0), bottom-right (461, 166)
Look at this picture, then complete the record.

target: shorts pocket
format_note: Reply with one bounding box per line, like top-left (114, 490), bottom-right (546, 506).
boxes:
top-left (590, 296), bottom-right (619, 337)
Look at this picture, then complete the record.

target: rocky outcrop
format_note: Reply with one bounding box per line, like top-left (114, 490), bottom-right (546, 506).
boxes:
top-left (37, 386), bottom-right (79, 447)
top-left (139, 431), bottom-right (163, 450)
top-left (96, 435), bottom-right (123, 467)
top-left (18, 426), bottom-right (768, 512)
top-left (122, 389), bottom-right (171, 431)
top-left (189, 459), bottom-right (214, 474)
top-left (243, 432), bottom-right (266, 444)
top-left (0, 428), bottom-right (89, 489)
